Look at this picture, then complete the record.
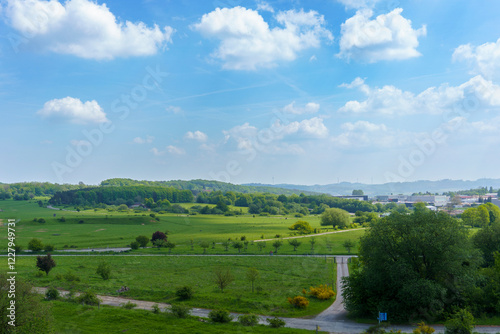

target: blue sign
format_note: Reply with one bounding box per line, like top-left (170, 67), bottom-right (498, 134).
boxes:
top-left (379, 313), bottom-right (387, 321)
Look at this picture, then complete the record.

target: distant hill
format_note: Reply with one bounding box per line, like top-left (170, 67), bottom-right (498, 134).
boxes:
top-left (100, 178), bottom-right (318, 196)
top-left (244, 178), bottom-right (500, 196)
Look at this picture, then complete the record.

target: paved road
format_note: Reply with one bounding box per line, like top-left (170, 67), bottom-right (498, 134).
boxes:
top-left (33, 256), bottom-right (500, 333)
top-left (254, 228), bottom-right (365, 242)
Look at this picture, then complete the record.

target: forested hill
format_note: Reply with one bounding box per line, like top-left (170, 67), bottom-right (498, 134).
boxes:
top-left (100, 178), bottom-right (318, 196)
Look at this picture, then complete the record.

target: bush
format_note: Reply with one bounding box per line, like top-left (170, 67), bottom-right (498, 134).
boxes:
top-left (169, 304), bottom-right (191, 318)
top-left (307, 284), bottom-right (336, 300)
top-left (238, 314), bottom-right (259, 326)
top-left (96, 261), bottom-right (111, 280)
top-left (14, 245), bottom-right (23, 253)
top-left (76, 291), bottom-right (101, 306)
top-left (175, 286), bottom-right (194, 300)
top-left (44, 244), bottom-right (55, 252)
top-left (63, 271), bottom-right (80, 282)
top-left (28, 238), bottom-right (44, 251)
top-left (267, 316), bottom-right (286, 328)
top-left (130, 241), bottom-right (140, 250)
top-left (287, 296), bottom-right (309, 309)
top-left (121, 301), bottom-right (137, 309)
top-left (152, 304), bottom-right (161, 314)
top-left (208, 309), bottom-right (233, 323)
top-left (414, 322), bottom-right (435, 334)
top-left (45, 287), bottom-right (59, 300)
top-left (38, 218), bottom-right (46, 224)
top-left (136, 235), bottom-right (149, 248)
top-left (444, 309), bottom-right (475, 334)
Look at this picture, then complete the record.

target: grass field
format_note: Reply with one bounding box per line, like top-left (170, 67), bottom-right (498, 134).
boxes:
top-left (0, 199), bottom-right (364, 254)
top-left (11, 255), bottom-right (337, 317)
top-left (49, 300), bottom-right (316, 333)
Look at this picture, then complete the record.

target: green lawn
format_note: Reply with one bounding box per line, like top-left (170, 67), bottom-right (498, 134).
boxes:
top-left (49, 300), bottom-right (316, 334)
top-left (13, 255), bottom-right (337, 317)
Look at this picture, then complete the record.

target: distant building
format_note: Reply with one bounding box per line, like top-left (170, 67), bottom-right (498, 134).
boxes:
top-left (334, 195), bottom-right (368, 201)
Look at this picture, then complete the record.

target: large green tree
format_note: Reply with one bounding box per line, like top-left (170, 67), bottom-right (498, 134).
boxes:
top-left (320, 208), bottom-right (351, 229)
top-left (342, 209), bottom-right (481, 322)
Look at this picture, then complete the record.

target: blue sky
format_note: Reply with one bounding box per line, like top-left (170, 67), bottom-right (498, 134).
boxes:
top-left (1, 0), bottom-right (500, 186)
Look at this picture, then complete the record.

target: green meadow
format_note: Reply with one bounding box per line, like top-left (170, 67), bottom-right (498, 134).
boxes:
top-left (11, 255), bottom-right (336, 317)
top-left (0, 199), bottom-right (364, 254)
top-left (49, 300), bottom-right (315, 333)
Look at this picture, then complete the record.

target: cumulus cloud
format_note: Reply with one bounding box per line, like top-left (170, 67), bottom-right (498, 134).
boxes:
top-left (270, 117), bottom-right (328, 138)
top-left (338, 8), bottom-right (426, 62)
top-left (150, 145), bottom-right (185, 156)
top-left (4, 0), bottom-right (174, 59)
top-left (338, 75), bottom-right (500, 115)
top-left (332, 120), bottom-right (409, 148)
top-left (256, 1), bottom-right (274, 13)
top-left (37, 97), bottom-right (108, 124)
top-left (222, 117), bottom-right (327, 155)
top-left (282, 101), bottom-right (320, 115)
top-left (453, 38), bottom-right (500, 80)
top-left (184, 130), bottom-right (208, 142)
top-left (133, 136), bottom-right (154, 144)
top-left (166, 145), bottom-right (185, 155)
top-left (192, 6), bottom-right (333, 70)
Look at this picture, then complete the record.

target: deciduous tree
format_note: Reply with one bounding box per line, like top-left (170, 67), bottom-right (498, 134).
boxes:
top-left (321, 208), bottom-right (351, 229)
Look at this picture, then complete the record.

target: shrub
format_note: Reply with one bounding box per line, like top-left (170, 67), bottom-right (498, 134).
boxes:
top-left (76, 291), bottom-right (101, 306)
top-left (45, 287), bottom-right (59, 300)
top-left (238, 314), bottom-right (259, 326)
top-left (34, 270), bottom-right (44, 277)
top-left (135, 235), bottom-right (149, 248)
top-left (44, 244), bottom-right (55, 252)
top-left (14, 245), bottom-right (23, 253)
top-left (307, 284), bottom-right (336, 300)
top-left (63, 271), bottom-right (80, 282)
top-left (130, 241), bottom-right (140, 250)
top-left (38, 218), bottom-right (46, 224)
top-left (96, 261), bottom-right (111, 280)
top-left (444, 309), bottom-right (475, 334)
top-left (288, 221), bottom-right (313, 234)
top-left (152, 304), bottom-right (161, 314)
top-left (121, 301), bottom-right (137, 309)
top-left (175, 286), bottom-right (194, 300)
top-left (414, 322), bottom-right (435, 334)
top-left (169, 304), bottom-right (191, 318)
top-left (208, 309), bottom-right (233, 323)
top-left (28, 238), bottom-right (44, 252)
top-left (287, 296), bottom-right (309, 309)
top-left (267, 316), bottom-right (286, 328)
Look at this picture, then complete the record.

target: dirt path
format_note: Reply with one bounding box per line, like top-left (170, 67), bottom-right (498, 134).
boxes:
top-left (253, 228), bottom-right (365, 242)
top-left (314, 256), bottom-right (350, 322)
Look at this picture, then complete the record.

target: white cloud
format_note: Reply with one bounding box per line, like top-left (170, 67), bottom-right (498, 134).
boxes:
top-left (4, 0), bottom-right (174, 59)
top-left (338, 8), bottom-right (426, 62)
top-left (453, 38), bottom-right (500, 80)
top-left (339, 75), bottom-right (500, 115)
top-left (166, 106), bottom-right (183, 114)
top-left (184, 130), bottom-right (208, 142)
top-left (37, 97), bottom-right (108, 124)
top-left (283, 101), bottom-right (320, 114)
top-left (271, 117), bottom-right (329, 138)
top-left (166, 145), bottom-right (185, 155)
top-left (150, 147), bottom-right (164, 156)
top-left (133, 136), bottom-right (154, 144)
top-left (309, 55), bottom-right (317, 62)
top-left (256, 1), bottom-right (274, 13)
top-left (192, 6), bottom-right (333, 70)
top-left (332, 120), bottom-right (409, 148)
top-left (150, 145), bottom-right (185, 156)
